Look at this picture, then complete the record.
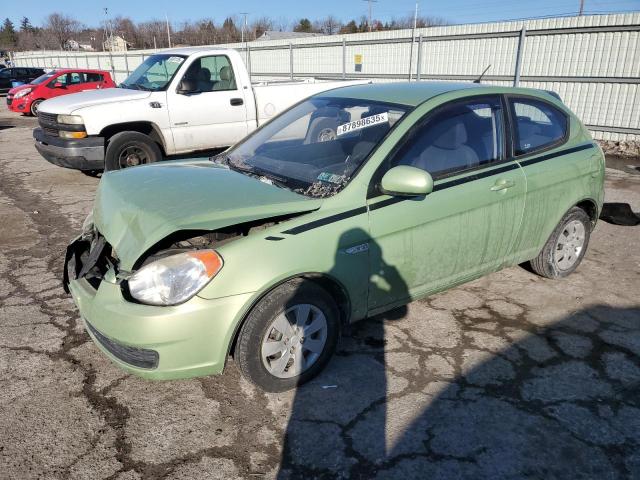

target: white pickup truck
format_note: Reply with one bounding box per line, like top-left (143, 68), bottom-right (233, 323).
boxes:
top-left (33, 47), bottom-right (366, 172)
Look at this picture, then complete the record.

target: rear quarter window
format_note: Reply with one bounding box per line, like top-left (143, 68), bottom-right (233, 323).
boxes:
top-left (510, 98), bottom-right (568, 156)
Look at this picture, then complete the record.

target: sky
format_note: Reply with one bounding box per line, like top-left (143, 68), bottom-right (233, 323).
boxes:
top-left (2, 0), bottom-right (639, 28)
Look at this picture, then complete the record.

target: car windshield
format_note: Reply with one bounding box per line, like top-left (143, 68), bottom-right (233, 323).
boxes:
top-left (31, 73), bottom-right (55, 85)
top-left (222, 97), bottom-right (408, 197)
top-left (120, 54), bottom-right (186, 91)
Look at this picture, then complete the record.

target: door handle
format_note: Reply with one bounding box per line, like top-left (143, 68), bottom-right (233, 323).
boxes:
top-left (490, 179), bottom-right (516, 191)
top-left (230, 98), bottom-right (244, 106)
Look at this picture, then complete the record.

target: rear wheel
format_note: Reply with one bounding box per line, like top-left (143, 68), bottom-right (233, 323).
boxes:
top-left (235, 279), bottom-right (340, 392)
top-left (30, 99), bottom-right (43, 116)
top-left (529, 207), bottom-right (591, 279)
top-left (104, 131), bottom-right (162, 172)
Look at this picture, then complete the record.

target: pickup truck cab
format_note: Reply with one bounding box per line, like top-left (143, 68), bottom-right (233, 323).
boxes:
top-left (8, 69), bottom-right (115, 116)
top-left (33, 48), bottom-right (365, 172)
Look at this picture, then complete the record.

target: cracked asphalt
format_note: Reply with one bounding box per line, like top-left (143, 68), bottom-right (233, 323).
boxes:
top-left (1, 105), bottom-right (639, 480)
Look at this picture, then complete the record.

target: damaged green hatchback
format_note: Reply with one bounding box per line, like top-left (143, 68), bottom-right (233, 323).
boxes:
top-left (65, 82), bottom-right (604, 391)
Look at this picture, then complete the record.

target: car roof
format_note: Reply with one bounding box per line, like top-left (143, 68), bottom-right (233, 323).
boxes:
top-left (322, 81), bottom-right (554, 107)
top-left (52, 68), bottom-right (110, 74)
top-left (157, 46), bottom-right (235, 56)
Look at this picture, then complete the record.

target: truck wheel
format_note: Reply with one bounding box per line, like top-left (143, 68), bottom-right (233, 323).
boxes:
top-left (529, 207), bottom-right (591, 279)
top-left (30, 99), bottom-right (43, 116)
top-left (235, 279), bottom-right (340, 392)
top-left (104, 131), bottom-right (162, 171)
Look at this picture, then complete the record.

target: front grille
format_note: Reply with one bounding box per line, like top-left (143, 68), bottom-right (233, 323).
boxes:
top-left (38, 111), bottom-right (58, 125)
top-left (86, 321), bottom-right (159, 369)
top-left (43, 127), bottom-right (59, 137)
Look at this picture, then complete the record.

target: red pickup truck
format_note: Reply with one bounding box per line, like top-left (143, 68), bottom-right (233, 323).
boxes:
top-left (7, 69), bottom-right (115, 116)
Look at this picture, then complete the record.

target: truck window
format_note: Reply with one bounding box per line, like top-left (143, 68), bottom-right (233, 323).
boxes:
top-left (121, 54), bottom-right (186, 91)
top-left (182, 55), bottom-right (237, 92)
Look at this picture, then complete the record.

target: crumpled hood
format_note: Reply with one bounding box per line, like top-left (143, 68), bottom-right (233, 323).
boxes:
top-left (39, 88), bottom-right (150, 114)
top-left (93, 159), bottom-right (321, 271)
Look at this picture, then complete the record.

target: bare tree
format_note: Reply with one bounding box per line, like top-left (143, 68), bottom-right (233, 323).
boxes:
top-left (251, 16), bottom-right (274, 40)
top-left (44, 13), bottom-right (81, 49)
top-left (316, 15), bottom-right (342, 35)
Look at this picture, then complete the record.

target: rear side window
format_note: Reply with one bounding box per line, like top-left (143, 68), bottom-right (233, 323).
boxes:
top-left (510, 98), bottom-right (567, 155)
top-left (86, 72), bottom-right (103, 82)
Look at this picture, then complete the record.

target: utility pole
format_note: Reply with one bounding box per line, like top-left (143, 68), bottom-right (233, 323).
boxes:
top-left (408, 2), bottom-right (419, 81)
top-left (362, 0), bottom-right (378, 32)
top-left (165, 13), bottom-right (172, 48)
top-left (578, 0), bottom-right (585, 15)
top-left (240, 13), bottom-right (249, 43)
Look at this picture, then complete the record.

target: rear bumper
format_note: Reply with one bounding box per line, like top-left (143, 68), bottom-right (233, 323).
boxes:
top-left (33, 127), bottom-right (105, 170)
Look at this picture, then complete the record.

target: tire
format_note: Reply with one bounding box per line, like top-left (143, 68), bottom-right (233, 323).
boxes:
top-left (81, 169), bottom-right (102, 177)
top-left (529, 207), bottom-right (592, 279)
top-left (104, 131), bottom-right (162, 172)
top-left (235, 279), bottom-right (340, 392)
top-left (305, 117), bottom-right (337, 144)
top-left (30, 99), bottom-right (43, 116)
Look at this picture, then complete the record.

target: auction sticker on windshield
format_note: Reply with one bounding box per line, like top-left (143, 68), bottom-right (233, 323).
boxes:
top-left (167, 56), bottom-right (184, 64)
top-left (336, 112), bottom-right (388, 136)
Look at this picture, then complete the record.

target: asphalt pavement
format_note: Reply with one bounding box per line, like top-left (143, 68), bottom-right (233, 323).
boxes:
top-left (1, 106), bottom-right (639, 479)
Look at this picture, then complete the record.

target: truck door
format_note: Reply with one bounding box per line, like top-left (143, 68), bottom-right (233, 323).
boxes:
top-left (167, 55), bottom-right (249, 153)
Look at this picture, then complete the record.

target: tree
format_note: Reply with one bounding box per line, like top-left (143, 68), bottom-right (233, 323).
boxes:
top-left (293, 18), bottom-right (314, 33)
top-left (316, 15), bottom-right (341, 35)
top-left (220, 17), bottom-right (240, 42)
top-left (20, 17), bottom-right (33, 32)
top-left (251, 16), bottom-right (274, 40)
top-left (340, 20), bottom-right (359, 34)
top-left (0, 18), bottom-right (17, 49)
top-left (44, 13), bottom-right (81, 49)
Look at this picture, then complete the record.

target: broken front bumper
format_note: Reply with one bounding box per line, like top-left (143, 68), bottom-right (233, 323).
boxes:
top-left (64, 236), bottom-right (254, 380)
top-left (33, 128), bottom-right (105, 171)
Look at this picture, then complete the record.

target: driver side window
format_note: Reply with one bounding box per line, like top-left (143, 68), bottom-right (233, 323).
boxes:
top-left (389, 97), bottom-right (504, 179)
top-left (182, 55), bottom-right (237, 93)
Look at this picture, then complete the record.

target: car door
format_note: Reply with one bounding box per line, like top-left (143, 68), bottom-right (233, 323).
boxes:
top-left (0, 69), bottom-right (10, 90)
top-left (83, 72), bottom-right (105, 90)
top-left (366, 95), bottom-right (526, 312)
top-left (506, 96), bottom-right (594, 260)
top-left (64, 72), bottom-right (87, 94)
top-left (167, 54), bottom-right (248, 152)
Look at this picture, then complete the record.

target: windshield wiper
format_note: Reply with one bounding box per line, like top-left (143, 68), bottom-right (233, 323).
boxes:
top-left (120, 83), bottom-right (150, 91)
top-left (223, 156), bottom-right (290, 189)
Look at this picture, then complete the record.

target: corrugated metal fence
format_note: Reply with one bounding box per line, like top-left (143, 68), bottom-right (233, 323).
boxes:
top-left (12, 13), bottom-right (640, 141)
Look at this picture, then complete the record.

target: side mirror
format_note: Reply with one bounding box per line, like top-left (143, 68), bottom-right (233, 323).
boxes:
top-left (380, 166), bottom-right (433, 197)
top-left (177, 78), bottom-right (198, 94)
top-left (54, 82), bottom-right (65, 89)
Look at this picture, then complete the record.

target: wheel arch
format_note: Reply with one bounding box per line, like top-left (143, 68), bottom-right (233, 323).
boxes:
top-left (575, 197), bottom-right (599, 227)
top-left (100, 121), bottom-right (166, 155)
top-left (225, 272), bottom-right (352, 363)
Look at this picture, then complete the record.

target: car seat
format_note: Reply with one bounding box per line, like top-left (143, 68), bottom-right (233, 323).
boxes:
top-left (197, 67), bottom-right (214, 92)
top-left (411, 119), bottom-right (479, 175)
top-left (213, 66), bottom-right (234, 90)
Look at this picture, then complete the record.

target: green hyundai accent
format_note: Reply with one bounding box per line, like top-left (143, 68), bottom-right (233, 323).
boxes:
top-left (64, 82), bottom-right (605, 391)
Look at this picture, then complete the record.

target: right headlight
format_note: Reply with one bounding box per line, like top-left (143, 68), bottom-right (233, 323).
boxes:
top-left (127, 250), bottom-right (223, 306)
top-left (57, 114), bottom-right (84, 125)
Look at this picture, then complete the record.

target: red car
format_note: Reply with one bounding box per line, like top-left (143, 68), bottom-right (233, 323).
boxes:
top-left (7, 69), bottom-right (115, 116)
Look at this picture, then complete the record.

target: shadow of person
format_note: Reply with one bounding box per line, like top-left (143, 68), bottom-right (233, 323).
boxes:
top-left (277, 228), bottom-right (410, 478)
top-left (376, 304), bottom-right (640, 479)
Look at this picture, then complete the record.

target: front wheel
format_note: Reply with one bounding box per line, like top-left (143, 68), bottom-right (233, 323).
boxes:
top-left (235, 279), bottom-right (340, 392)
top-left (30, 99), bottom-right (43, 116)
top-left (104, 131), bottom-right (162, 171)
top-left (529, 207), bottom-right (592, 279)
